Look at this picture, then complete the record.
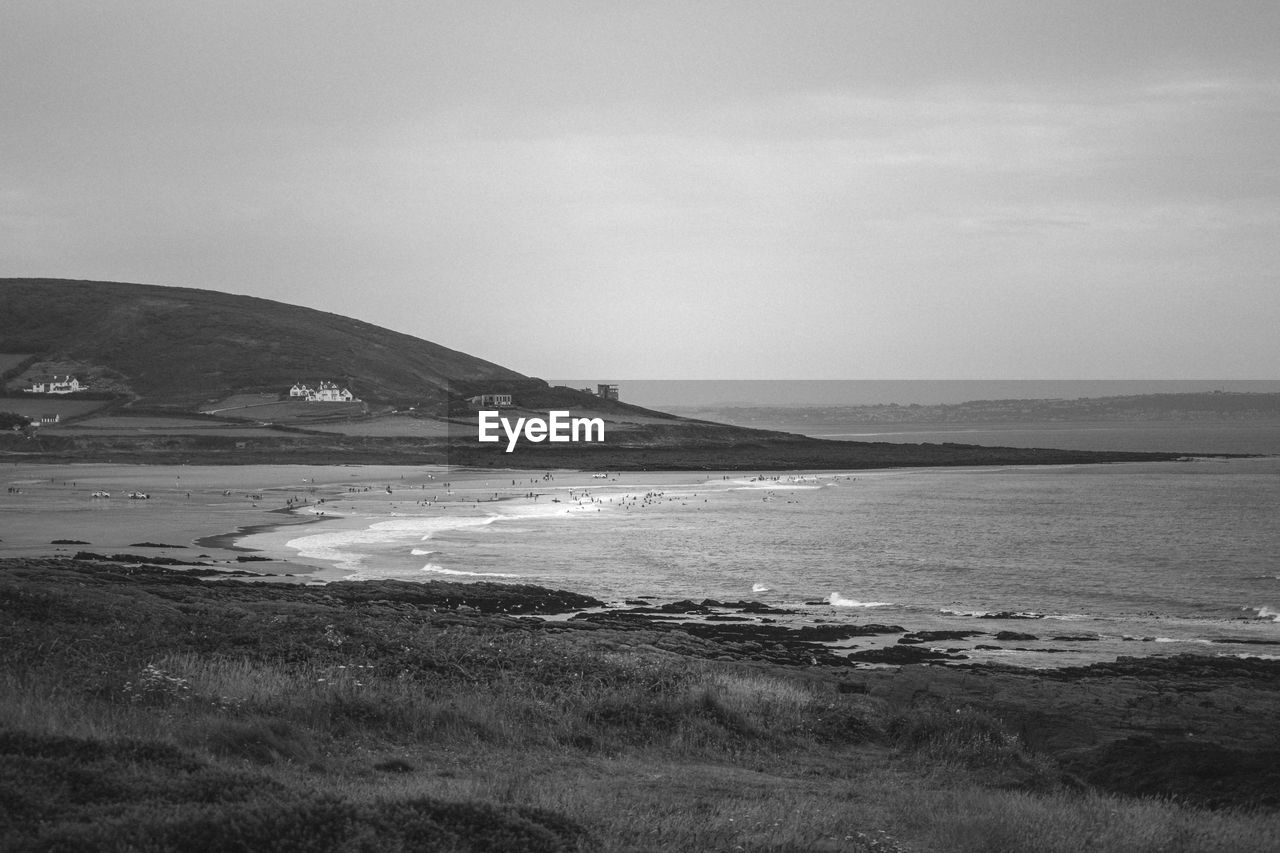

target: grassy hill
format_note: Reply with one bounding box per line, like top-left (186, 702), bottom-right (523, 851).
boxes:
top-left (0, 279), bottom-right (1196, 468)
top-left (0, 278), bottom-right (531, 410)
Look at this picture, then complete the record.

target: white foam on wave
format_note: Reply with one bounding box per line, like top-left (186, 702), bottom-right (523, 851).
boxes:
top-left (420, 564), bottom-right (521, 578)
top-left (728, 479), bottom-right (823, 491)
top-left (284, 527), bottom-right (405, 570)
top-left (285, 501), bottom-right (602, 570)
top-left (752, 583), bottom-right (771, 593)
top-left (298, 505), bottom-right (345, 517)
top-left (940, 607), bottom-right (1047, 619)
top-left (829, 593), bottom-right (892, 608)
top-left (1248, 605), bottom-right (1280, 622)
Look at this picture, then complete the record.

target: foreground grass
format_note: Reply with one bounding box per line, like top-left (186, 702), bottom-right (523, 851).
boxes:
top-left (2, 559), bottom-right (1277, 852)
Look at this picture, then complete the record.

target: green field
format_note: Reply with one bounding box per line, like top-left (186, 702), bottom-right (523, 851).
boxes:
top-left (52, 414), bottom-right (285, 437)
top-left (0, 398), bottom-right (110, 421)
top-left (201, 396), bottom-right (367, 423)
top-left (304, 414), bottom-right (453, 437)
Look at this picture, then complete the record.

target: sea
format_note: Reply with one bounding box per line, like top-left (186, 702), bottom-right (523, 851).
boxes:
top-left (246, 420), bottom-right (1280, 669)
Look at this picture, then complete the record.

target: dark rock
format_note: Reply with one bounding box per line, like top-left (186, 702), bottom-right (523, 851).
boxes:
top-left (1211, 637), bottom-right (1280, 646)
top-left (721, 600), bottom-right (795, 614)
top-left (903, 630), bottom-right (985, 642)
top-left (995, 631), bottom-right (1039, 641)
top-left (72, 551), bottom-right (206, 567)
top-left (849, 623), bottom-right (908, 636)
top-left (643, 599), bottom-right (713, 614)
top-left (846, 646), bottom-right (961, 664)
top-left (324, 579), bottom-right (603, 615)
top-left (1043, 653), bottom-right (1280, 682)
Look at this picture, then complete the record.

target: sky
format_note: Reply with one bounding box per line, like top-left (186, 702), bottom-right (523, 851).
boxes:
top-left (3, 2), bottom-right (1278, 381)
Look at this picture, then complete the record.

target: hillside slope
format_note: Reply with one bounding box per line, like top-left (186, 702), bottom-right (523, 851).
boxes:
top-left (0, 278), bottom-right (527, 408)
top-left (0, 279), bottom-right (1195, 468)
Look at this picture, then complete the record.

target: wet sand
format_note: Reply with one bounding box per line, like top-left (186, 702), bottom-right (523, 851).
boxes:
top-left (0, 463), bottom-right (455, 572)
top-left (0, 462), bottom-right (598, 575)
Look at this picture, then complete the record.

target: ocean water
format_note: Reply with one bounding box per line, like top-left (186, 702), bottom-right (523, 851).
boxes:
top-left (265, 453), bottom-right (1280, 668)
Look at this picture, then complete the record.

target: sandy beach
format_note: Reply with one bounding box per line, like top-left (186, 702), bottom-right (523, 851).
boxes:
top-left (0, 463), bottom-right (445, 574)
top-left (0, 462), bottom-right (629, 576)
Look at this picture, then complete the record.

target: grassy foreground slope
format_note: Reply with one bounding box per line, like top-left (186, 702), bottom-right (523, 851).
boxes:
top-left (3, 557), bottom-right (1276, 852)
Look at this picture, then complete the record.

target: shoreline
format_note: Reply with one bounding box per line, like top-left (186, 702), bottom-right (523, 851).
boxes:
top-left (6, 459), bottom-right (1276, 672)
top-left (193, 510), bottom-right (338, 553)
top-left (3, 552), bottom-right (1278, 829)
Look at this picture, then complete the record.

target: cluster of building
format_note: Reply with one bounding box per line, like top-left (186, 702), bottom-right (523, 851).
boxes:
top-left (466, 384), bottom-right (620, 410)
top-left (288, 381), bottom-right (359, 403)
top-left (568, 384), bottom-right (620, 400)
top-left (25, 375), bottom-right (85, 394)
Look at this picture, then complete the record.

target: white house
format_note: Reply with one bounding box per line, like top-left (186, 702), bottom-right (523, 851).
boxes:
top-left (289, 381), bottom-right (357, 402)
top-left (27, 375), bottom-right (84, 394)
top-left (309, 381), bottom-right (355, 402)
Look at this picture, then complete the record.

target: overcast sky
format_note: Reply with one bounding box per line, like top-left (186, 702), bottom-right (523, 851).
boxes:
top-left (3, 2), bottom-right (1278, 380)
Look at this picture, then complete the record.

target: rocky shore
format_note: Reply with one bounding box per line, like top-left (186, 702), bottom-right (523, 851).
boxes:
top-left (5, 554), bottom-right (1277, 818)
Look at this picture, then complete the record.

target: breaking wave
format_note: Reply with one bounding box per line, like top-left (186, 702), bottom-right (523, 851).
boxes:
top-left (829, 593), bottom-right (891, 608)
top-left (421, 564), bottom-right (522, 578)
top-left (1247, 605), bottom-right (1280, 622)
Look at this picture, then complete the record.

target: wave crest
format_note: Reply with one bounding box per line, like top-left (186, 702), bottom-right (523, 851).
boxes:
top-left (421, 564), bottom-right (522, 578)
top-left (829, 593), bottom-right (891, 608)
